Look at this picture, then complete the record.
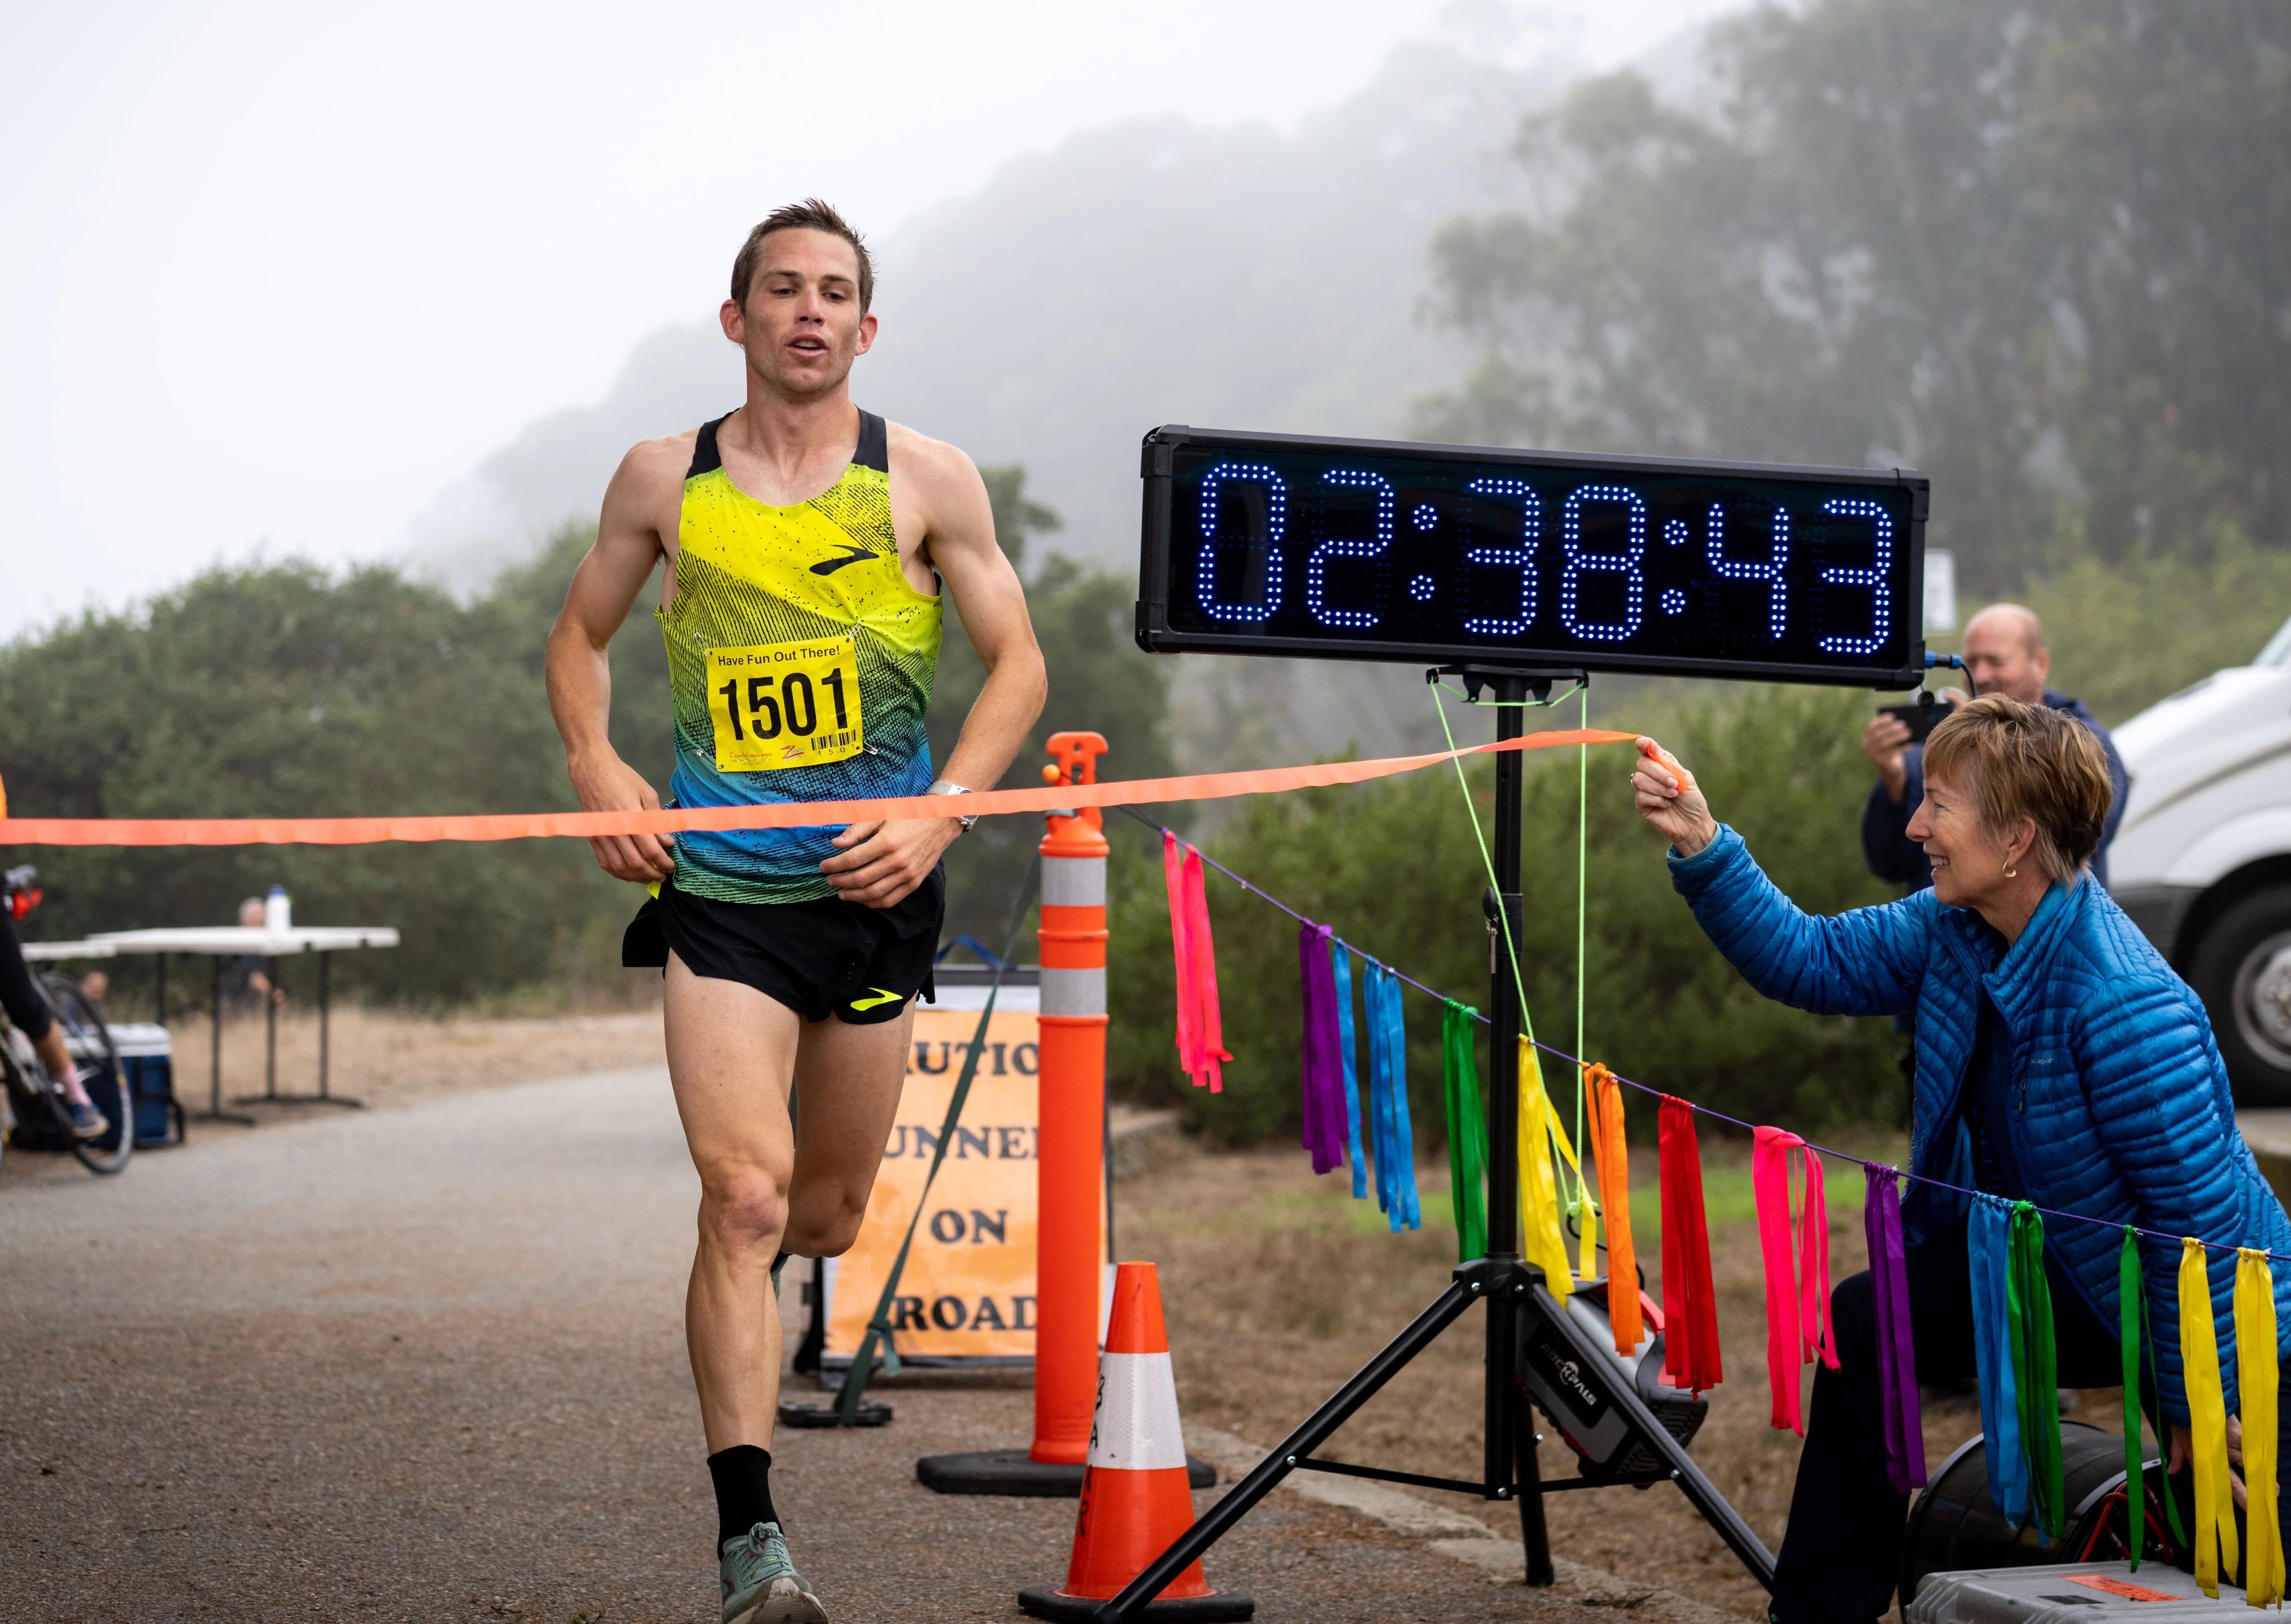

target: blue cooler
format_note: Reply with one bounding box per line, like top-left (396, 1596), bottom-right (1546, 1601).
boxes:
top-left (107, 1023), bottom-right (184, 1149)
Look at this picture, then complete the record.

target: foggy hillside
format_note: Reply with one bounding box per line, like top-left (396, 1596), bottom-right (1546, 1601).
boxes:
top-left (405, 40), bottom-right (1568, 589)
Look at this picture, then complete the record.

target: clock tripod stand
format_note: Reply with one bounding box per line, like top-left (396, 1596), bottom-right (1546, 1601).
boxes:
top-left (1096, 667), bottom-right (1776, 1623)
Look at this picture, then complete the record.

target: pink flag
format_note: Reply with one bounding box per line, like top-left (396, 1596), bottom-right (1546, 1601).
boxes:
top-left (1163, 832), bottom-right (1233, 1093)
top-left (1753, 1126), bottom-right (1838, 1435)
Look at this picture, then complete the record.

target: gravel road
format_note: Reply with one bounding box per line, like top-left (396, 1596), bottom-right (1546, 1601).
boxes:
top-left (0, 1067), bottom-right (1661, 1623)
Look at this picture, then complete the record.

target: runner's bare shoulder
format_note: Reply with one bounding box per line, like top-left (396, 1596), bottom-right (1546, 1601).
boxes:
top-left (883, 421), bottom-right (990, 548)
top-left (601, 427), bottom-right (703, 547)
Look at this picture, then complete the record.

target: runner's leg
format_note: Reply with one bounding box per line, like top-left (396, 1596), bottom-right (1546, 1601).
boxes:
top-left (665, 954), bottom-right (804, 1453)
top-left (783, 1005), bottom-right (917, 1258)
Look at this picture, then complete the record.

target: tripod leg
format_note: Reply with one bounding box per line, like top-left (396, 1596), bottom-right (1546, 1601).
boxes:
top-left (1513, 1363), bottom-right (1555, 1585)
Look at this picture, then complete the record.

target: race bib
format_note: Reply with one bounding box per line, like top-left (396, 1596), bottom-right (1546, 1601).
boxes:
top-left (708, 638), bottom-right (865, 772)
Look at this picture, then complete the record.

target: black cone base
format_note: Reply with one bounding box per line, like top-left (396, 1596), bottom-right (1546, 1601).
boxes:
top-left (1018, 1584), bottom-right (1254, 1621)
top-left (777, 1399), bottom-right (892, 1429)
top-left (915, 1448), bottom-right (1216, 1497)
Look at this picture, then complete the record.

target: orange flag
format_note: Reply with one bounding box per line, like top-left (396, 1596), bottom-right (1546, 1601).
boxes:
top-left (1584, 1064), bottom-right (1643, 1355)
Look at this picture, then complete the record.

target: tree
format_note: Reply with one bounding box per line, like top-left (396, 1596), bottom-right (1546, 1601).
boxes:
top-left (1420, 1), bottom-right (2291, 588)
top-left (931, 468), bottom-right (1175, 947)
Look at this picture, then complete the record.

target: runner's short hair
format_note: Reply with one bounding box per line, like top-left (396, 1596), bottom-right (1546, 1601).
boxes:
top-left (1923, 695), bottom-right (2113, 880)
top-left (731, 200), bottom-right (874, 312)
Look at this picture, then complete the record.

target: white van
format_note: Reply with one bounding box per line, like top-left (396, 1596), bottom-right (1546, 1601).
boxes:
top-left (2110, 615), bottom-right (2291, 1105)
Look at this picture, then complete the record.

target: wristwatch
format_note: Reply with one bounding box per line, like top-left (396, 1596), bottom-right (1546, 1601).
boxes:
top-left (928, 780), bottom-right (979, 833)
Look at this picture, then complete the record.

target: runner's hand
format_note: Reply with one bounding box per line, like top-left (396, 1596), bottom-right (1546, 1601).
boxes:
top-left (1631, 737), bottom-right (1718, 858)
top-left (568, 751), bottom-right (675, 884)
top-left (821, 818), bottom-right (957, 908)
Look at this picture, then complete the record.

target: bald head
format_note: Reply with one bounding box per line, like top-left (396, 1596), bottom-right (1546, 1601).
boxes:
top-left (1960, 603), bottom-right (2050, 705)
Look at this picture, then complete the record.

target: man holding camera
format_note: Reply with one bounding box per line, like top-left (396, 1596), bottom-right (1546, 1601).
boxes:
top-left (1860, 603), bottom-right (2129, 887)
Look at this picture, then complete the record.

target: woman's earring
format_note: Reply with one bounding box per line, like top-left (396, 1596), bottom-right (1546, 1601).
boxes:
top-left (2003, 861), bottom-right (2018, 879)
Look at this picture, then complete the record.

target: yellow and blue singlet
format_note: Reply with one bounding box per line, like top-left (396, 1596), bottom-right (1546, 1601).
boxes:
top-left (658, 409), bottom-right (942, 904)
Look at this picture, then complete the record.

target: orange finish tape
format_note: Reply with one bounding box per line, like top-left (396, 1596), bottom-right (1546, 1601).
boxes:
top-left (0, 728), bottom-right (1637, 848)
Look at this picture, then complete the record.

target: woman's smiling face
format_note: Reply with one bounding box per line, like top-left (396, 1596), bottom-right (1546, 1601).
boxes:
top-left (1906, 767), bottom-right (2009, 909)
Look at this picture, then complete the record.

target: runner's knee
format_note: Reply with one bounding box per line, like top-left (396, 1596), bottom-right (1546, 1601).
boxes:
top-left (699, 1167), bottom-right (789, 1253)
top-left (783, 1182), bottom-right (871, 1258)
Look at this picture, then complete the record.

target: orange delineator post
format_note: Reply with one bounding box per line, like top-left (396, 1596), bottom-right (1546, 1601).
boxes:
top-left (1032, 731), bottom-right (1110, 1467)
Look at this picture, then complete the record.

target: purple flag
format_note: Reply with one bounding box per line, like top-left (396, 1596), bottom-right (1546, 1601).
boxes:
top-left (1864, 1163), bottom-right (1927, 1493)
top-left (1298, 922), bottom-right (1346, 1175)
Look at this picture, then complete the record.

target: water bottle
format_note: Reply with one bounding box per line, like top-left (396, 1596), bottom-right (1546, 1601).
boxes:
top-left (265, 884), bottom-right (291, 933)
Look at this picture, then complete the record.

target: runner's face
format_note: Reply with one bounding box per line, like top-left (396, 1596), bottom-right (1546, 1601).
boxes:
top-left (722, 230), bottom-right (876, 400)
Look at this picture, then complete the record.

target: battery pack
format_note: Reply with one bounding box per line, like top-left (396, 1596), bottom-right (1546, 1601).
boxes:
top-left (1907, 1561), bottom-right (2245, 1621)
top-left (1515, 1278), bottom-right (1706, 1482)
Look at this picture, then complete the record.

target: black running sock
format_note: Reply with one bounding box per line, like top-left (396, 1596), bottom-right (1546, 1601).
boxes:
top-left (708, 1444), bottom-right (779, 1548)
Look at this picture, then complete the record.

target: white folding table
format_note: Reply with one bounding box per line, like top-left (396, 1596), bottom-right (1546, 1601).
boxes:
top-left (84, 926), bottom-right (400, 1124)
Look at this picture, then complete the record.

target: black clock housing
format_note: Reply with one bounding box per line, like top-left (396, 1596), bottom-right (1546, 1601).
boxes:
top-left (1136, 426), bottom-right (1928, 688)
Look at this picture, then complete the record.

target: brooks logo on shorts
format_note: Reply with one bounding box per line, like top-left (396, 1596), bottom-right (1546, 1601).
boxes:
top-left (850, 988), bottom-right (902, 1012)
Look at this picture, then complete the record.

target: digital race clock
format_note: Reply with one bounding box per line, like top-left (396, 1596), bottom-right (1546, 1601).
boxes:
top-left (1134, 426), bottom-right (1929, 688)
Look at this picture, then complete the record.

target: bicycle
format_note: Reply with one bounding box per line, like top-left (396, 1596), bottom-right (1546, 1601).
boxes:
top-left (1, 867), bottom-right (129, 1177)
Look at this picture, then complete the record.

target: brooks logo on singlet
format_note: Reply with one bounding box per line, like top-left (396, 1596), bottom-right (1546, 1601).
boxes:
top-left (658, 409), bottom-right (942, 905)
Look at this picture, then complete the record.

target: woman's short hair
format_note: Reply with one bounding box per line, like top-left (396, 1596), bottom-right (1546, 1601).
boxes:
top-left (1923, 695), bottom-right (2114, 880)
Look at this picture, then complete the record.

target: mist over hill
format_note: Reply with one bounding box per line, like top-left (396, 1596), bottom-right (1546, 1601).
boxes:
top-left (400, 41), bottom-right (1581, 763)
top-left (408, 42), bottom-right (1566, 587)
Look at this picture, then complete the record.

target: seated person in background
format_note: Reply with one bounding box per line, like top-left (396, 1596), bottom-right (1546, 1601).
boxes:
top-left (0, 901), bottom-right (107, 1139)
top-left (222, 896), bottom-right (286, 1012)
top-left (1860, 603), bottom-right (2128, 887)
top-left (78, 969), bottom-right (109, 1010)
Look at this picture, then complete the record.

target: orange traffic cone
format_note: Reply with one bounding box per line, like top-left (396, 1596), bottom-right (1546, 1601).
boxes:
top-left (1018, 1263), bottom-right (1253, 1621)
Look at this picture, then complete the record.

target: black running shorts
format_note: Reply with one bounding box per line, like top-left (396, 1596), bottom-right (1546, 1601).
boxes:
top-left (622, 867), bottom-right (942, 1025)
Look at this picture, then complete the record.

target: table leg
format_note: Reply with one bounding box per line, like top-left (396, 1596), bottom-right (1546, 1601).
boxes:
top-left (155, 954), bottom-right (167, 1025)
top-left (238, 952), bottom-right (360, 1108)
top-left (264, 958), bottom-right (278, 1100)
top-left (197, 956), bottom-right (255, 1126)
top-left (318, 954), bottom-right (330, 1099)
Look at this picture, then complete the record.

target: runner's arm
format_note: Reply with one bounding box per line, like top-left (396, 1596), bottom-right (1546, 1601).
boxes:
top-left (546, 440), bottom-right (686, 884)
top-left (916, 445), bottom-right (1048, 801)
top-left (821, 436), bottom-right (1046, 907)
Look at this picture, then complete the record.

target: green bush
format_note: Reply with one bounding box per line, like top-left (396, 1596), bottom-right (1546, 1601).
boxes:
top-left (1108, 683), bottom-right (1903, 1147)
top-left (0, 544), bottom-right (647, 1005)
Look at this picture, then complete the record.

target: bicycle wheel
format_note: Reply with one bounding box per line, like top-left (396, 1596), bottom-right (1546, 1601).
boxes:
top-left (38, 972), bottom-right (129, 1175)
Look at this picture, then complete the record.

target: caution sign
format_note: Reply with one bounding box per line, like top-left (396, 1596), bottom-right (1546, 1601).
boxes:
top-left (824, 1003), bottom-right (1038, 1361)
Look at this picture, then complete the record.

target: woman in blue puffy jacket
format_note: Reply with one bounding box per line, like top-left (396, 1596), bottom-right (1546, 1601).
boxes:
top-left (1633, 695), bottom-right (2291, 1620)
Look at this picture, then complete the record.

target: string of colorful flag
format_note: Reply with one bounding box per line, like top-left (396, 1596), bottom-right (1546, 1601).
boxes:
top-left (1144, 806), bottom-right (2287, 1601)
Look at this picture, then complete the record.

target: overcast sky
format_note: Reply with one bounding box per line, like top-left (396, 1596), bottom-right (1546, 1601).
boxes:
top-left (2, 0), bottom-right (1742, 642)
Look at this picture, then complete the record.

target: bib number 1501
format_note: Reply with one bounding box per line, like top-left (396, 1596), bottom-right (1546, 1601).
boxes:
top-left (708, 637), bottom-right (864, 772)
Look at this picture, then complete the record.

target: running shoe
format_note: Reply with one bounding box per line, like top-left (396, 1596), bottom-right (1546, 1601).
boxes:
top-left (67, 1101), bottom-right (108, 1141)
top-left (721, 1521), bottom-right (826, 1624)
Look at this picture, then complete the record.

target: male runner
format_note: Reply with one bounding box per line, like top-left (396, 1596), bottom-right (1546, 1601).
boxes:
top-left (544, 199), bottom-right (1046, 1624)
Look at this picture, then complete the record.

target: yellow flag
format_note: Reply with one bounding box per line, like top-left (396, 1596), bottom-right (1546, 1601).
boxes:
top-left (2239, 1248), bottom-right (2285, 1608)
top-left (2183, 1237), bottom-right (2239, 1597)
top-left (1544, 1064), bottom-right (1595, 1274)
top-left (1517, 1038), bottom-right (1573, 1301)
